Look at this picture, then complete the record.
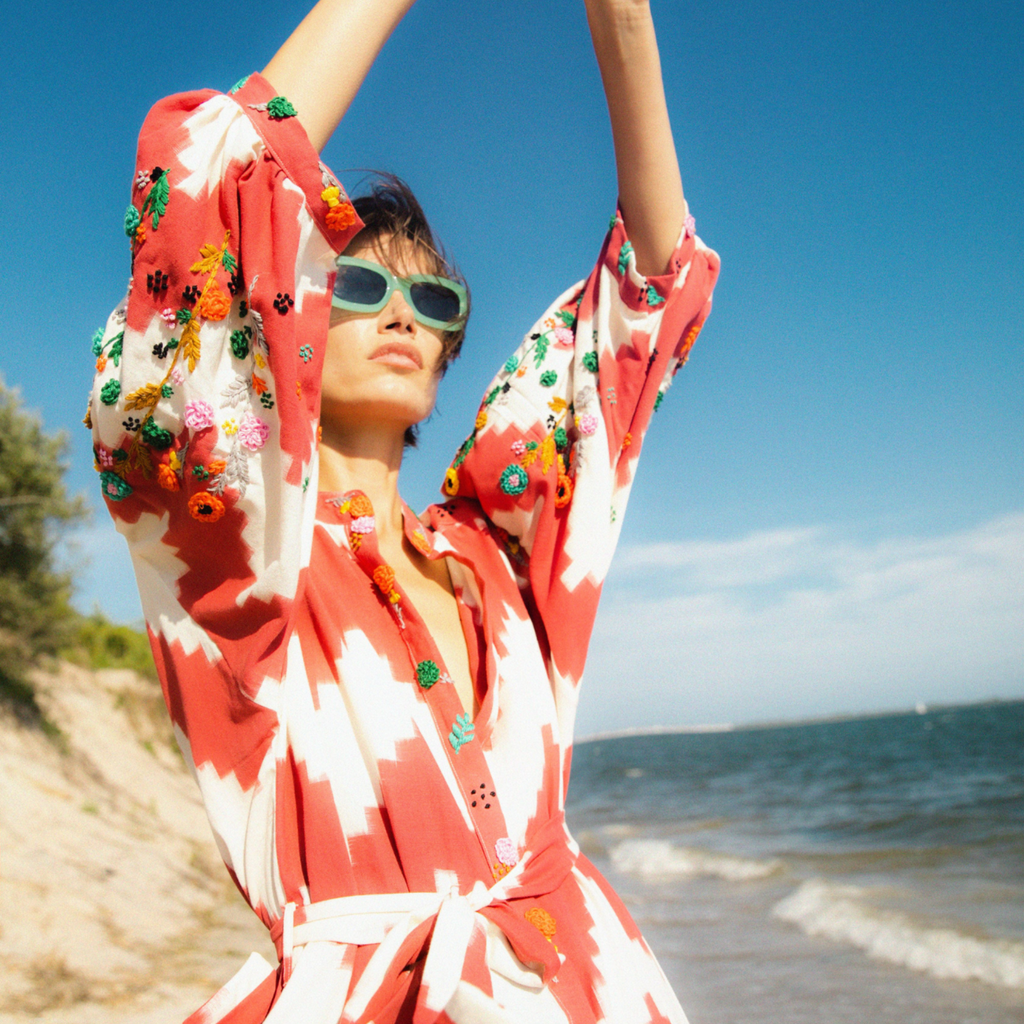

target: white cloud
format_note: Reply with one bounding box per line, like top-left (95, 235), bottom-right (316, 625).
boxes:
top-left (579, 513), bottom-right (1024, 734)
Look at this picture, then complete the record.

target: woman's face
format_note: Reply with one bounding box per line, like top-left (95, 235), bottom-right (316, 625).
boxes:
top-left (321, 238), bottom-right (446, 439)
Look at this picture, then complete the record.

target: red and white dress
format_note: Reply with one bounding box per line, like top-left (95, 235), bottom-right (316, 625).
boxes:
top-left (90, 71), bottom-right (719, 1024)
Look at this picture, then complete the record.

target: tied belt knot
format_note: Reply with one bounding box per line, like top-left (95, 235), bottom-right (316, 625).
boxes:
top-left (266, 813), bottom-right (575, 1024)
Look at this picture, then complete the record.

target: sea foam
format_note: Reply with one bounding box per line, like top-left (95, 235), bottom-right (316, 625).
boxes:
top-left (611, 839), bottom-right (782, 881)
top-left (773, 879), bottom-right (1024, 989)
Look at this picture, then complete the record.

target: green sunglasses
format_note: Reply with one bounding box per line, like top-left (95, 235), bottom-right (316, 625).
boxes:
top-left (332, 256), bottom-right (468, 331)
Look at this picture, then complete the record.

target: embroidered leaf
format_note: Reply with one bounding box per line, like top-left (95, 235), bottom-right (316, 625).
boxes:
top-left (181, 318), bottom-right (201, 373)
top-left (556, 309), bottom-right (576, 328)
top-left (533, 334), bottom-right (549, 368)
top-left (141, 169), bottom-right (169, 230)
top-left (252, 373), bottom-right (269, 396)
top-left (191, 242), bottom-right (226, 276)
top-left (520, 447), bottom-right (539, 469)
top-left (130, 441), bottom-right (155, 478)
top-left (221, 250), bottom-right (238, 273)
top-left (221, 375), bottom-right (251, 407)
top-left (123, 383), bottom-right (162, 411)
top-left (108, 333), bottom-right (124, 367)
top-left (227, 439), bottom-right (250, 499)
top-left (448, 712), bottom-right (476, 753)
top-left (548, 397), bottom-right (567, 413)
top-left (540, 435), bottom-right (556, 475)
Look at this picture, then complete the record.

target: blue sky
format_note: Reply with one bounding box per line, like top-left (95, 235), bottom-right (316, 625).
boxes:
top-left (2, 0), bottom-right (1021, 731)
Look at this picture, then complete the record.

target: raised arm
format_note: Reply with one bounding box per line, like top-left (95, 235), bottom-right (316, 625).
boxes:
top-left (585, 0), bottom-right (687, 276)
top-left (262, 0), bottom-right (418, 152)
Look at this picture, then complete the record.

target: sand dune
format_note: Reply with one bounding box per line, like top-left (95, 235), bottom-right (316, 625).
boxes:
top-left (0, 663), bottom-right (273, 1022)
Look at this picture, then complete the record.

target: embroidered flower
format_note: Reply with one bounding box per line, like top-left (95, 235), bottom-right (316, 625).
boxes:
top-left (96, 449), bottom-right (115, 469)
top-left (230, 328), bottom-right (251, 360)
top-left (554, 473), bottom-right (573, 509)
top-left (349, 494), bottom-right (374, 518)
top-left (553, 326), bottom-right (574, 348)
top-left (621, 432), bottom-right (633, 451)
top-left (322, 186), bottom-right (341, 206)
top-left (100, 380), bottom-right (121, 406)
top-left (238, 413), bottom-right (270, 451)
top-left (100, 471), bottom-right (132, 502)
top-left (171, 367), bottom-right (185, 385)
top-left (510, 439), bottom-right (526, 456)
top-left (475, 410), bottom-right (488, 431)
top-left (582, 350), bottom-right (599, 372)
top-left (188, 491), bottom-right (225, 522)
top-left (184, 400), bottom-right (215, 431)
top-left (499, 464), bottom-right (528, 496)
top-left (157, 464), bottom-right (180, 491)
top-left (416, 660), bottom-right (440, 689)
top-left (197, 282), bottom-right (231, 321)
top-left (326, 201), bottom-right (357, 231)
top-left (124, 205), bottom-right (141, 238)
top-left (504, 356), bottom-right (519, 374)
top-left (266, 95), bottom-right (297, 120)
top-left (160, 307), bottom-right (177, 327)
top-left (350, 515), bottom-right (375, 535)
top-left (135, 169), bottom-right (150, 190)
top-left (222, 418), bottom-right (238, 436)
top-left (684, 213), bottom-right (696, 237)
top-left (299, 344), bottom-right (314, 363)
top-left (539, 370), bottom-right (557, 387)
top-left (495, 838), bottom-right (518, 868)
top-left (554, 427), bottom-right (568, 450)
top-left (411, 530), bottom-right (432, 555)
top-left (525, 907), bottom-right (557, 941)
top-left (141, 418), bottom-right (174, 449)
top-left (578, 413), bottom-right (598, 436)
top-left (444, 467), bottom-right (460, 497)
top-left (372, 565), bottom-right (396, 594)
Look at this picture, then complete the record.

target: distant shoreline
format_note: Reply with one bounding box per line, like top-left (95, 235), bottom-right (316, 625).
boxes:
top-left (575, 695), bottom-right (1024, 744)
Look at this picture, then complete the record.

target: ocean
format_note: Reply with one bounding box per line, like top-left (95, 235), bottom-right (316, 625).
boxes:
top-left (565, 700), bottom-right (1024, 1024)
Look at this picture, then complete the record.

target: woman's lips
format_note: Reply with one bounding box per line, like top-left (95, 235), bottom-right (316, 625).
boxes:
top-left (369, 342), bottom-right (423, 370)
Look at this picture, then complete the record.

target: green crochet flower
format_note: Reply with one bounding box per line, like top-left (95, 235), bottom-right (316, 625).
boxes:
top-left (99, 471), bottom-right (132, 502)
top-left (141, 418), bottom-right (174, 450)
top-left (554, 427), bottom-right (568, 450)
top-left (230, 329), bottom-right (251, 360)
top-left (504, 356), bottom-right (519, 374)
top-left (416, 660), bottom-right (440, 689)
top-left (499, 464), bottom-right (528, 497)
top-left (539, 370), bottom-right (557, 387)
top-left (99, 380), bottom-right (121, 406)
top-left (124, 205), bottom-right (141, 238)
top-left (582, 351), bottom-right (598, 373)
top-left (267, 96), bottom-right (298, 119)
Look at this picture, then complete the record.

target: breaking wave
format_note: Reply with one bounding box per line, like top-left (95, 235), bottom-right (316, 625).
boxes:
top-left (610, 839), bottom-right (783, 881)
top-left (773, 879), bottom-right (1024, 989)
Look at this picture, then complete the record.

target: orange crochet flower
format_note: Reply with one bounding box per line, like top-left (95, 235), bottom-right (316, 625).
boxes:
top-left (621, 432), bottom-right (633, 451)
top-left (524, 907), bottom-right (557, 941)
top-left (208, 460), bottom-right (227, 475)
top-left (349, 494), bottom-right (374, 518)
top-left (326, 202), bottom-right (357, 231)
top-left (372, 565), bottom-right (396, 595)
top-left (197, 282), bottom-right (231, 321)
top-left (188, 491), bottom-right (225, 522)
top-left (95, 355), bottom-right (107, 373)
top-left (157, 464), bottom-right (180, 491)
top-left (554, 472), bottom-right (573, 508)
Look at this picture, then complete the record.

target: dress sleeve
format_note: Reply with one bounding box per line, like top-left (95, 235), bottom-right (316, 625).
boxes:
top-left (445, 208), bottom-right (719, 683)
top-left (89, 73), bottom-right (363, 695)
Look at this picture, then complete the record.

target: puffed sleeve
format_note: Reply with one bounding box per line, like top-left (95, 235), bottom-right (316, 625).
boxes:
top-left (89, 72), bottom-right (363, 696)
top-left (444, 208), bottom-right (719, 683)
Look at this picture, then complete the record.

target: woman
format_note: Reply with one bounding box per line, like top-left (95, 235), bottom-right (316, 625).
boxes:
top-left (89, 0), bottom-right (719, 1021)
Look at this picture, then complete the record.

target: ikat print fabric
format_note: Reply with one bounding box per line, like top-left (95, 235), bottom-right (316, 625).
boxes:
top-left (89, 70), bottom-right (720, 1024)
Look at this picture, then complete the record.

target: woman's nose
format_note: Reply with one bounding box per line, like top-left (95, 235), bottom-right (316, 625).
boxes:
top-left (380, 291), bottom-right (416, 334)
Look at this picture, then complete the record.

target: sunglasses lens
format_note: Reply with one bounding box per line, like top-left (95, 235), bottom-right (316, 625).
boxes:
top-left (334, 264), bottom-right (389, 306)
top-left (409, 282), bottom-right (462, 325)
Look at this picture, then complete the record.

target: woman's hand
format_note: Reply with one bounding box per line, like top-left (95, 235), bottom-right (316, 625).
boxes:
top-left (583, 0), bottom-right (688, 276)
top-left (262, 0), bottom-right (418, 152)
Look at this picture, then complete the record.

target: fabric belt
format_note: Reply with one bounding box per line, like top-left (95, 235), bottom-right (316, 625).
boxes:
top-left (265, 813), bottom-right (576, 1024)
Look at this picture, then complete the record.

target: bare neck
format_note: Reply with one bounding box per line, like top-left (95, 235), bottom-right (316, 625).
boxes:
top-left (318, 423), bottom-right (407, 545)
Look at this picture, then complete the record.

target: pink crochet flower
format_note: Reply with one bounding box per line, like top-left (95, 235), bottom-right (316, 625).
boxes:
top-left (184, 400), bottom-right (215, 431)
top-left (495, 838), bottom-right (518, 867)
top-left (684, 213), bottom-right (696, 238)
top-left (350, 515), bottom-right (376, 535)
top-left (238, 413), bottom-right (270, 451)
top-left (553, 326), bottom-right (574, 348)
top-left (97, 449), bottom-right (115, 468)
top-left (578, 414), bottom-right (598, 436)
top-left (160, 307), bottom-right (177, 327)
top-left (510, 439), bottom-right (526, 456)
top-left (171, 367), bottom-right (185, 385)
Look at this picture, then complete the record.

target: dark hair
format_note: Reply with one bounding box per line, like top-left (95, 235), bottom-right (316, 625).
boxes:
top-left (342, 174), bottom-right (470, 448)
